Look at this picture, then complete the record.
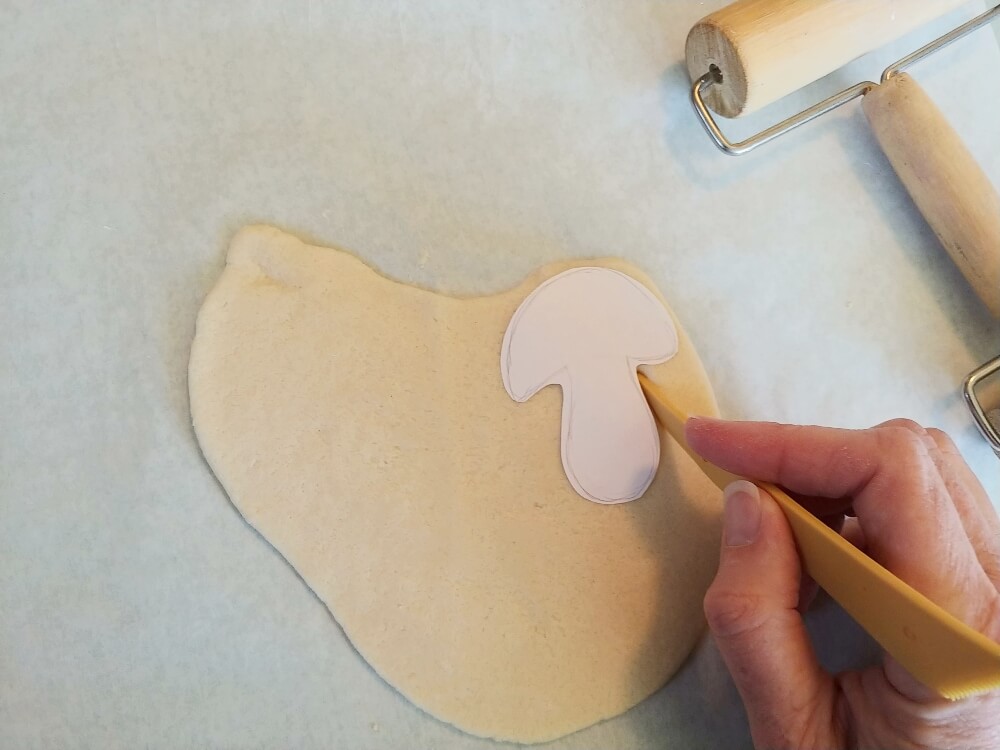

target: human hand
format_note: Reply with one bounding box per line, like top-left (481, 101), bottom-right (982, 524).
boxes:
top-left (685, 417), bottom-right (1000, 750)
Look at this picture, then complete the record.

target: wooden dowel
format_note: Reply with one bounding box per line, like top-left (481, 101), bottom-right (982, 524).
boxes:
top-left (686, 0), bottom-right (970, 118)
top-left (862, 73), bottom-right (1000, 317)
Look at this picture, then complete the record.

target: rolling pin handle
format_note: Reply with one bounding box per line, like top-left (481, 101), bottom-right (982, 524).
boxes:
top-left (861, 73), bottom-right (1000, 317)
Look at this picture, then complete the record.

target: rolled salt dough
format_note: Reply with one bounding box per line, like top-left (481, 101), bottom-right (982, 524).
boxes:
top-left (189, 226), bottom-right (722, 743)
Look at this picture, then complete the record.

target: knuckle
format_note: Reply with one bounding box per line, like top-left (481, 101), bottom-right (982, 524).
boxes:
top-left (926, 427), bottom-right (958, 455)
top-left (867, 425), bottom-right (941, 497)
top-left (817, 442), bottom-right (870, 490)
top-left (703, 587), bottom-right (766, 639)
top-left (872, 424), bottom-right (930, 462)
top-left (875, 418), bottom-right (927, 436)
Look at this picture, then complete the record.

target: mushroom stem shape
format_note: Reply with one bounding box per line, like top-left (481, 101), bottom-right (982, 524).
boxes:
top-left (500, 267), bottom-right (679, 504)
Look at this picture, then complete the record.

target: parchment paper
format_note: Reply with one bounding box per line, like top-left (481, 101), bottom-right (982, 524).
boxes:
top-left (3, 2), bottom-right (999, 748)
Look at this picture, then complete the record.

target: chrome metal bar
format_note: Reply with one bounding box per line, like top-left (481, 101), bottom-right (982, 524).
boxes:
top-left (691, 72), bottom-right (873, 155)
top-left (883, 3), bottom-right (1000, 82)
top-left (964, 356), bottom-right (1000, 454)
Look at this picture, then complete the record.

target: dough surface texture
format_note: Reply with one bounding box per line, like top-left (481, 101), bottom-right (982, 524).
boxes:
top-left (189, 226), bottom-right (722, 743)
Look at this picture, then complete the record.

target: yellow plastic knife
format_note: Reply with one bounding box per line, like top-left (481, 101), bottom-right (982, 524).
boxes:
top-left (639, 371), bottom-right (1000, 700)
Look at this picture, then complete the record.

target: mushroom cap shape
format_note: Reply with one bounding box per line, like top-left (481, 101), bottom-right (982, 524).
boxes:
top-left (500, 267), bottom-right (679, 503)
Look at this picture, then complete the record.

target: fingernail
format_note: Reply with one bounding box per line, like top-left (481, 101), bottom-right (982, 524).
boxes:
top-left (723, 480), bottom-right (761, 547)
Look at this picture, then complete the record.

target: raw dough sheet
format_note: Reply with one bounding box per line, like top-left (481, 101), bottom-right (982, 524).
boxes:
top-left (3, 2), bottom-right (999, 748)
top-left (189, 228), bottom-right (720, 742)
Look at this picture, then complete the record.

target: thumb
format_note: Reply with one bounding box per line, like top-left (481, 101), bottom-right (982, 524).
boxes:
top-left (705, 480), bottom-right (837, 748)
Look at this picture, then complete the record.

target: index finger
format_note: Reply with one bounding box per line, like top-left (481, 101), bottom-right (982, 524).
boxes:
top-left (685, 417), bottom-right (998, 636)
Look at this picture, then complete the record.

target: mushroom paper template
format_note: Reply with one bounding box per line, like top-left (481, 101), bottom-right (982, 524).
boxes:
top-left (501, 268), bottom-right (679, 504)
top-left (189, 225), bottom-right (723, 744)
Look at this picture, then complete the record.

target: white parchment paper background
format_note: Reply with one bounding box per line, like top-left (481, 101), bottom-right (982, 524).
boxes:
top-left (3, 2), bottom-right (999, 747)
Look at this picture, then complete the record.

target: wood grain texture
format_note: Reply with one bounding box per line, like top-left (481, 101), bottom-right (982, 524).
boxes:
top-left (863, 73), bottom-right (1000, 316)
top-left (686, 0), bottom-right (968, 117)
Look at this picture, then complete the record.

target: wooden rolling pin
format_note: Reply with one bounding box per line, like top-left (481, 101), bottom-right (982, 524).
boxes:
top-left (686, 0), bottom-right (1000, 317)
top-left (863, 73), bottom-right (1000, 316)
top-left (685, 0), bottom-right (969, 117)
